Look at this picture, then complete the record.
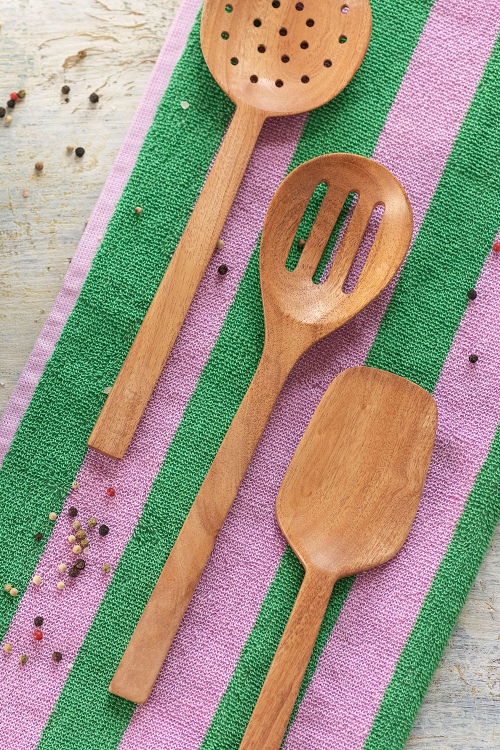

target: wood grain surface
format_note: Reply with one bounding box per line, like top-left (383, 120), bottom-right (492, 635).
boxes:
top-left (0, 2), bottom-right (499, 747)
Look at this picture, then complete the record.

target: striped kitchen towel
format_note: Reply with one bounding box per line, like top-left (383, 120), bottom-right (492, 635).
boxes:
top-left (1, 0), bottom-right (500, 748)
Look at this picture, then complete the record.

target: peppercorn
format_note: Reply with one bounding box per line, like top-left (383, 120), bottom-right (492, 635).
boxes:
top-left (33, 630), bottom-right (43, 641)
top-left (34, 616), bottom-right (43, 627)
top-left (72, 544), bottom-right (82, 555)
top-left (80, 538), bottom-right (89, 549)
top-left (34, 532), bottom-right (43, 541)
top-left (20, 654), bottom-right (28, 665)
top-left (102, 564), bottom-right (111, 573)
top-left (469, 354), bottom-right (479, 363)
top-left (76, 529), bottom-right (86, 540)
top-left (52, 651), bottom-right (63, 662)
top-left (17, 90), bottom-right (26, 99)
top-left (7, 100), bottom-right (15, 109)
top-left (107, 487), bottom-right (116, 497)
top-left (75, 147), bottom-right (85, 157)
top-left (56, 581), bottom-right (65, 591)
top-left (216, 239), bottom-right (225, 249)
top-left (49, 512), bottom-right (57, 521)
top-left (72, 520), bottom-right (81, 531)
top-left (68, 567), bottom-right (79, 578)
top-left (298, 238), bottom-right (306, 248)
top-left (134, 207), bottom-right (142, 215)
top-left (35, 161), bottom-right (44, 172)
top-left (5, 116), bottom-right (12, 125)
top-left (57, 563), bottom-right (67, 574)
top-left (67, 535), bottom-right (76, 544)
top-left (71, 480), bottom-right (78, 489)
top-left (32, 575), bottom-right (42, 585)
top-left (4, 584), bottom-right (11, 592)
top-left (467, 289), bottom-right (477, 300)
top-left (61, 85), bottom-right (70, 95)
top-left (3, 643), bottom-right (12, 653)
top-left (68, 507), bottom-right (78, 518)
top-left (9, 588), bottom-right (18, 597)
top-left (218, 264), bottom-right (228, 276)
top-left (89, 92), bottom-right (99, 103)
top-left (0, 107), bottom-right (5, 118)
top-left (88, 517), bottom-right (98, 528)
top-left (74, 559), bottom-right (85, 570)
top-left (99, 524), bottom-right (109, 537)
top-left (10, 92), bottom-right (19, 101)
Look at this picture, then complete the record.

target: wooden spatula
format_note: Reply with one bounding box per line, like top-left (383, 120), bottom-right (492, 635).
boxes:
top-left (88, 0), bottom-right (372, 460)
top-left (238, 365), bottom-right (437, 750)
top-left (109, 154), bottom-right (413, 704)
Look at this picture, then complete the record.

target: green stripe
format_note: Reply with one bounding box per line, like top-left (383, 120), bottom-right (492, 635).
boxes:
top-left (0, 14), bottom-right (232, 636)
top-left (364, 37), bottom-right (500, 750)
top-left (35, 1), bottom-right (437, 748)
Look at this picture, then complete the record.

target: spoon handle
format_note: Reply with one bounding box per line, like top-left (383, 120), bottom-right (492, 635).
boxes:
top-left (109, 344), bottom-right (297, 704)
top-left (239, 568), bottom-right (334, 750)
top-left (88, 102), bottom-right (266, 460)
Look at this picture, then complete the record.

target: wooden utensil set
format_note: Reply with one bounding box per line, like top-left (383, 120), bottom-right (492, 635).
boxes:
top-left (88, 1), bottom-right (438, 747)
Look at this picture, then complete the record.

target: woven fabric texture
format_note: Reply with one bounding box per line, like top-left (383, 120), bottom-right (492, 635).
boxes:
top-left (1, 0), bottom-right (500, 749)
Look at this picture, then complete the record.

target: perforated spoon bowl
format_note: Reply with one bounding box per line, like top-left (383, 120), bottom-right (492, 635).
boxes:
top-left (239, 366), bottom-right (437, 750)
top-left (109, 152), bottom-right (412, 705)
top-left (89, 0), bottom-right (372, 460)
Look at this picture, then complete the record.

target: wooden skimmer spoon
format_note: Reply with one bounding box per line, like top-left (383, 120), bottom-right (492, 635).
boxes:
top-left (239, 366), bottom-right (437, 750)
top-left (88, 0), bottom-right (372, 459)
top-left (109, 153), bottom-right (413, 704)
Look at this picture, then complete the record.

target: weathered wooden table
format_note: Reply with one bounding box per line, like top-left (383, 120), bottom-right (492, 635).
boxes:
top-left (0, 1), bottom-right (498, 747)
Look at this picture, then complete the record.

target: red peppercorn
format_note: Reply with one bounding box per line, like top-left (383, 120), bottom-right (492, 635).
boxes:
top-left (33, 630), bottom-right (43, 641)
top-left (106, 487), bottom-right (115, 497)
top-left (493, 241), bottom-right (500, 253)
top-left (10, 92), bottom-right (19, 101)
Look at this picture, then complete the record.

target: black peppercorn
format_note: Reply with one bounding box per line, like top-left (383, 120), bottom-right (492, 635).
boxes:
top-left (34, 532), bottom-right (43, 541)
top-left (218, 264), bottom-right (228, 276)
top-left (68, 506), bottom-right (78, 518)
top-left (75, 147), bottom-right (85, 157)
top-left (34, 616), bottom-right (44, 627)
top-left (467, 289), bottom-right (477, 301)
top-left (61, 85), bottom-right (70, 95)
top-left (99, 524), bottom-right (109, 537)
top-left (52, 651), bottom-right (63, 662)
top-left (74, 558), bottom-right (86, 570)
top-left (68, 567), bottom-right (79, 578)
top-left (89, 92), bottom-right (99, 103)
top-left (469, 354), bottom-right (478, 363)
top-left (7, 99), bottom-right (15, 109)
top-left (0, 107), bottom-right (5, 118)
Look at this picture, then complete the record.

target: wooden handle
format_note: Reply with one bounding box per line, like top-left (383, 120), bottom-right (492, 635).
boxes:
top-left (109, 344), bottom-right (296, 703)
top-left (88, 103), bottom-right (266, 459)
top-left (239, 567), bottom-right (334, 750)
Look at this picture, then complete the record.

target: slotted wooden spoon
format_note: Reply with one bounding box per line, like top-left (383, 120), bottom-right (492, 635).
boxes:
top-left (239, 366), bottom-right (437, 750)
top-left (88, 0), bottom-right (372, 459)
top-left (109, 153), bottom-right (413, 704)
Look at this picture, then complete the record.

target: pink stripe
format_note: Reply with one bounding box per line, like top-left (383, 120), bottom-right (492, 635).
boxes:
top-left (284, 9), bottom-right (500, 750)
top-left (118, 1), bottom-right (499, 749)
top-left (0, 0), bottom-right (202, 468)
top-left (0, 27), bottom-right (306, 750)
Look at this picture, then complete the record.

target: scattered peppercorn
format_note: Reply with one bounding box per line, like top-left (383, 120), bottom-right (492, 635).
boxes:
top-left (72, 544), bottom-right (82, 555)
top-left (76, 530), bottom-right (86, 540)
top-left (77, 50), bottom-right (86, 59)
top-left (68, 567), bottom-right (79, 578)
top-left (216, 238), bottom-right (225, 249)
top-left (99, 524), bottom-right (109, 537)
top-left (20, 654), bottom-right (28, 665)
top-left (469, 354), bottom-right (479, 363)
top-left (52, 651), bottom-right (63, 663)
top-left (10, 92), bottom-right (19, 101)
top-left (71, 481), bottom-right (78, 489)
top-left (22, 188), bottom-right (29, 198)
top-left (49, 511), bottom-right (58, 521)
top-left (72, 520), bottom-right (81, 531)
top-left (298, 238), bottom-right (306, 248)
top-left (493, 241), bottom-right (500, 253)
top-left (35, 161), bottom-right (44, 172)
top-left (57, 563), bottom-right (67, 574)
top-left (68, 507), bottom-right (78, 518)
top-left (218, 264), bottom-right (228, 276)
top-left (80, 539), bottom-right (89, 549)
top-left (17, 90), bottom-right (26, 100)
top-left (67, 535), bottom-right (76, 544)
top-left (88, 517), bottom-right (98, 528)
top-left (0, 107), bottom-right (5, 118)
top-left (102, 564), bottom-right (111, 574)
top-left (32, 575), bottom-right (42, 585)
top-left (33, 630), bottom-right (43, 641)
top-left (134, 207), bottom-right (142, 215)
top-left (34, 532), bottom-right (43, 541)
top-left (107, 487), bottom-right (116, 497)
top-left (34, 616), bottom-right (43, 627)
top-left (89, 92), bottom-right (99, 103)
top-left (9, 588), bottom-right (18, 597)
top-left (75, 559), bottom-right (85, 570)
top-left (75, 147), bottom-right (85, 157)
top-left (56, 581), bottom-right (65, 591)
top-left (4, 584), bottom-right (11, 593)
top-left (66, 145), bottom-right (74, 155)
top-left (3, 643), bottom-right (12, 653)
top-left (61, 85), bottom-right (70, 95)
top-left (467, 289), bottom-right (477, 301)
top-left (7, 100), bottom-right (15, 109)
top-left (5, 116), bottom-right (12, 125)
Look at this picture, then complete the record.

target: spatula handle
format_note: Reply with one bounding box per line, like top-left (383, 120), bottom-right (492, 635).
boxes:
top-left (239, 568), bottom-right (334, 750)
top-left (109, 345), bottom-right (296, 704)
top-left (88, 102), bottom-right (266, 460)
